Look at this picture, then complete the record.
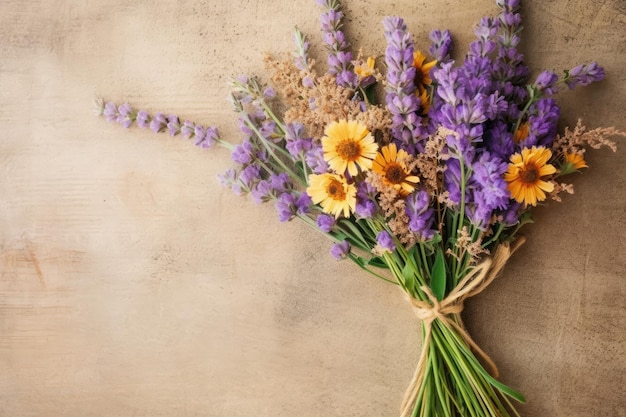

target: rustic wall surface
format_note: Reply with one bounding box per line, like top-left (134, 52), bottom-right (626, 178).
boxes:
top-left (1, 0), bottom-right (625, 416)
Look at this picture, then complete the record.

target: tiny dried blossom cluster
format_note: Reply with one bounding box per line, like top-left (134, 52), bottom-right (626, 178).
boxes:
top-left (265, 53), bottom-right (391, 143)
top-left (97, 0), bottom-right (621, 265)
top-left (546, 120), bottom-right (623, 201)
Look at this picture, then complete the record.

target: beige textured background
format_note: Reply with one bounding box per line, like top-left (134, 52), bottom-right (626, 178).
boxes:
top-left (1, 0), bottom-right (625, 416)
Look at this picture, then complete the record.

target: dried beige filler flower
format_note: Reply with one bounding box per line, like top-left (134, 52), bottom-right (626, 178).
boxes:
top-left (266, 53), bottom-right (392, 141)
top-left (552, 119), bottom-right (621, 155)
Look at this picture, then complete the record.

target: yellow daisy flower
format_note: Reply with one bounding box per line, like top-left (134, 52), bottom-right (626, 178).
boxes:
top-left (306, 173), bottom-right (357, 218)
top-left (504, 146), bottom-right (557, 206)
top-left (322, 119), bottom-right (379, 176)
top-left (354, 56), bottom-right (376, 79)
top-left (564, 152), bottom-right (588, 170)
top-left (372, 143), bottom-right (420, 196)
top-left (413, 51), bottom-right (437, 91)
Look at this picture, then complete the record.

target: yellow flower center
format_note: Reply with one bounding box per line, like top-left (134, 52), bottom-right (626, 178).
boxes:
top-left (414, 70), bottom-right (424, 86)
top-left (336, 140), bottom-right (362, 162)
top-left (519, 165), bottom-right (539, 183)
top-left (326, 178), bottom-right (347, 200)
top-left (385, 163), bottom-right (406, 184)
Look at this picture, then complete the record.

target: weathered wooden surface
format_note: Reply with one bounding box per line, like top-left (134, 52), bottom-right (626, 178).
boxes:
top-left (1, 0), bottom-right (625, 416)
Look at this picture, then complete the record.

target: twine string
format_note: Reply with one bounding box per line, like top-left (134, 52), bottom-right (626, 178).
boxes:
top-left (399, 238), bottom-right (525, 417)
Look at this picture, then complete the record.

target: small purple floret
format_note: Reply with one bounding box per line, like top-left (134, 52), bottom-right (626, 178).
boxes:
top-left (330, 240), bottom-right (351, 260)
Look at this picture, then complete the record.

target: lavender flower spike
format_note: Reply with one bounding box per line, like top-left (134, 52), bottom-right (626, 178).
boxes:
top-left (293, 27), bottom-right (311, 72)
top-left (383, 17), bottom-right (426, 150)
top-left (429, 29), bottom-right (453, 63)
top-left (94, 98), bottom-right (221, 149)
top-left (317, 0), bottom-right (358, 88)
top-left (405, 190), bottom-right (436, 240)
top-left (534, 70), bottom-right (559, 95)
top-left (275, 192), bottom-right (299, 222)
top-left (564, 62), bottom-right (605, 90)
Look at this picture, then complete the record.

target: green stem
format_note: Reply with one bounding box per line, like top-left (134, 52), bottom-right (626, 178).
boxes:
top-left (512, 86), bottom-right (537, 135)
top-left (453, 155), bottom-right (471, 285)
top-left (428, 322), bottom-right (481, 417)
top-left (238, 112), bottom-right (306, 186)
top-left (364, 219), bottom-right (428, 293)
top-left (481, 222), bottom-right (505, 249)
top-left (384, 252), bottom-right (411, 293)
top-left (430, 340), bottom-right (453, 417)
top-left (216, 139), bottom-right (236, 152)
top-left (300, 153), bottom-right (311, 184)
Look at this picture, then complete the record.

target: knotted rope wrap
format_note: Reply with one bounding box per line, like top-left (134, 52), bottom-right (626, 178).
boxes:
top-left (399, 238), bottom-right (526, 417)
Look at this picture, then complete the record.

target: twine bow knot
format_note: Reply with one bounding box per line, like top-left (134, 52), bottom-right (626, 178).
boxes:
top-left (400, 238), bottom-right (525, 417)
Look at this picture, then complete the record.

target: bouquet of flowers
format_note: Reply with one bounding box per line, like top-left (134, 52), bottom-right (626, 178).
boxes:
top-left (96, 0), bottom-right (623, 415)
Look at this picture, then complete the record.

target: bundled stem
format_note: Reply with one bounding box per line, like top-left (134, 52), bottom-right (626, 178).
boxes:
top-left (398, 238), bottom-right (526, 417)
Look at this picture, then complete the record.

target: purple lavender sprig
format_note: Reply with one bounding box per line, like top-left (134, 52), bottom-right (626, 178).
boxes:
top-left (224, 81), bottom-right (316, 223)
top-left (293, 27), bottom-right (312, 72)
top-left (383, 16), bottom-right (427, 153)
top-left (466, 152), bottom-right (510, 229)
top-left (563, 61), bottom-right (605, 90)
top-left (513, 61), bottom-right (605, 148)
top-left (228, 76), bottom-right (308, 187)
top-left (527, 62), bottom-right (604, 101)
top-left (317, 0), bottom-right (358, 89)
top-left (94, 98), bottom-right (220, 149)
top-left (492, 0), bottom-right (530, 102)
top-left (293, 28), bottom-right (317, 89)
top-left (428, 29), bottom-right (453, 63)
top-left (468, 17), bottom-right (500, 58)
top-left (405, 190), bottom-right (436, 240)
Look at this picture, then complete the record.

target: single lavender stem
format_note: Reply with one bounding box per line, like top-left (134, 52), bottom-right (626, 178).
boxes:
top-left (316, 0), bottom-right (358, 89)
top-left (293, 27), bottom-right (311, 72)
top-left (94, 98), bottom-right (226, 150)
top-left (383, 16), bottom-right (425, 150)
top-left (228, 78), bottom-right (302, 171)
top-left (563, 62), bottom-right (605, 90)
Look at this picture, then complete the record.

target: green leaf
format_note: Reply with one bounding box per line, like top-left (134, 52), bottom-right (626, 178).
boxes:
top-left (430, 247), bottom-right (447, 301)
top-left (519, 210), bottom-right (534, 226)
top-left (354, 257), bottom-right (367, 268)
top-left (337, 219), bottom-right (370, 251)
top-left (367, 256), bottom-right (388, 269)
top-left (365, 85), bottom-right (378, 106)
top-left (401, 261), bottom-right (416, 292)
top-left (356, 218), bottom-right (377, 241)
top-left (331, 231), bottom-right (348, 242)
top-left (352, 255), bottom-right (389, 270)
